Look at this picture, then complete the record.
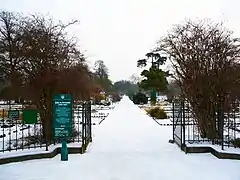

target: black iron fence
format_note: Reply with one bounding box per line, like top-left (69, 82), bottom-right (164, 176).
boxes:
top-left (172, 100), bottom-right (240, 150)
top-left (0, 102), bottom-right (44, 152)
top-left (81, 102), bottom-right (92, 151)
top-left (0, 101), bottom-right (113, 153)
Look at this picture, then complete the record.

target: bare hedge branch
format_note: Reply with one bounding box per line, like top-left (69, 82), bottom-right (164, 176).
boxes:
top-left (156, 19), bottom-right (240, 139)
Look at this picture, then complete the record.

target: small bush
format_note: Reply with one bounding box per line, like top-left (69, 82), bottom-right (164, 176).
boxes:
top-left (146, 107), bottom-right (167, 119)
top-left (231, 138), bottom-right (240, 148)
top-left (112, 93), bottom-right (121, 102)
top-left (132, 92), bottom-right (148, 104)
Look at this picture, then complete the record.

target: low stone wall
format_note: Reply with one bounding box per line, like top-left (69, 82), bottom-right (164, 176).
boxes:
top-left (183, 145), bottom-right (240, 160)
top-left (0, 140), bottom-right (92, 165)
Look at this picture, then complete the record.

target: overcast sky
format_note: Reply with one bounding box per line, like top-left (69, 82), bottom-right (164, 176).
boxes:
top-left (1, 0), bottom-right (239, 82)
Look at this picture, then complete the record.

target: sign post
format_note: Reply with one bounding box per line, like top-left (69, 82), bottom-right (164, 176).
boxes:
top-left (53, 94), bottom-right (72, 161)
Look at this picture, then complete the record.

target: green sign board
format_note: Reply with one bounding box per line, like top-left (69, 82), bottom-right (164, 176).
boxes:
top-left (8, 110), bottom-right (19, 120)
top-left (22, 109), bottom-right (38, 124)
top-left (53, 94), bottom-right (72, 138)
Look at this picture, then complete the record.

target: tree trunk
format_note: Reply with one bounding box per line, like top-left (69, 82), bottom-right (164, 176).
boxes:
top-left (191, 97), bottom-right (219, 140)
top-left (37, 90), bottom-right (54, 144)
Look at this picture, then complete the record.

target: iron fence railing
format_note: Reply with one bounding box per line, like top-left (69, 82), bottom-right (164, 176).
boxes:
top-left (0, 101), bottom-right (114, 153)
top-left (172, 100), bottom-right (240, 150)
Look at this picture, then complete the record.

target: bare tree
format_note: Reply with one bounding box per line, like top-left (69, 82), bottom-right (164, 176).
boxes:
top-left (19, 14), bottom-right (92, 142)
top-left (156, 19), bottom-right (240, 139)
top-left (0, 11), bottom-right (25, 100)
top-left (0, 11), bottom-right (95, 143)
top-left (94, 60), bottom-right (108, 79)
top-left (93, 60), bottom-right (113, 92)
top-left (129, 74), bottom-right (141, 84)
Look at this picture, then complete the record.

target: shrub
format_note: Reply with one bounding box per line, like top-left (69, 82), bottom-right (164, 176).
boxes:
top-left (132, 92), bottom-right (148, 104)
top-left (112, 93), bottom-right (121, 102)
top-left (146, 107), bottom-right (167, 119)
top-left (231, 138), bottom-right (240, 148)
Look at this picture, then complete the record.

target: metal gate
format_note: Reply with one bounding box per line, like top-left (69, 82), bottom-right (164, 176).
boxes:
top-left (81, 102), bottom-right (92, 152)
top-left (172, 100), bottom-right (185, 148)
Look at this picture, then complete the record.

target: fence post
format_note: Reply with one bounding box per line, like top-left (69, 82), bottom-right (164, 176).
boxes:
top-left (44, 120), bottom-right (48, 151)
top-left (180, 101), bottom-right (182, 148)
top-left (89, 102), bottom-right (92, 142)
top-left (81, 103), bottom-right (85, 153)
top-left (78, 105), bottom-right (80, 143)
top-left (220, 100), bottom-right (224, 150)
top-left (172, 101), bottom-right (175, 141)
top-left (84, 103), bottom-right (87, 145)
top-left (182, 101), bottom-right (186, 147)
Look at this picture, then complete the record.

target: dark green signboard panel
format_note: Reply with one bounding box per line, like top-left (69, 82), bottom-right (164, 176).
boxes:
top-left (22, 109), bottom-right (38, 124)
top-left (8, 110), bottom-right (19, 120)
top-left (53, 94), bottom-right (72, 138)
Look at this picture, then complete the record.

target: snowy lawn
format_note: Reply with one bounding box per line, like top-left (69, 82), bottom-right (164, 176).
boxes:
top-left (1, 96), bottom-right (240, 180)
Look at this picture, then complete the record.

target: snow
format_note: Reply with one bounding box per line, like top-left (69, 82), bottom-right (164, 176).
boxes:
top-left (1, 96), bottom-right (240, 180)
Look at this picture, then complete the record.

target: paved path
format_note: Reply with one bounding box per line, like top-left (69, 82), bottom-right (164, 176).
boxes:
top-left (1, 96), bottom-right (240, 180)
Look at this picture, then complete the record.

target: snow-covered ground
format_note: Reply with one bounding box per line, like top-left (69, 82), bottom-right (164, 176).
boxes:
top-left (1, 96), bottom-right (240, 180)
